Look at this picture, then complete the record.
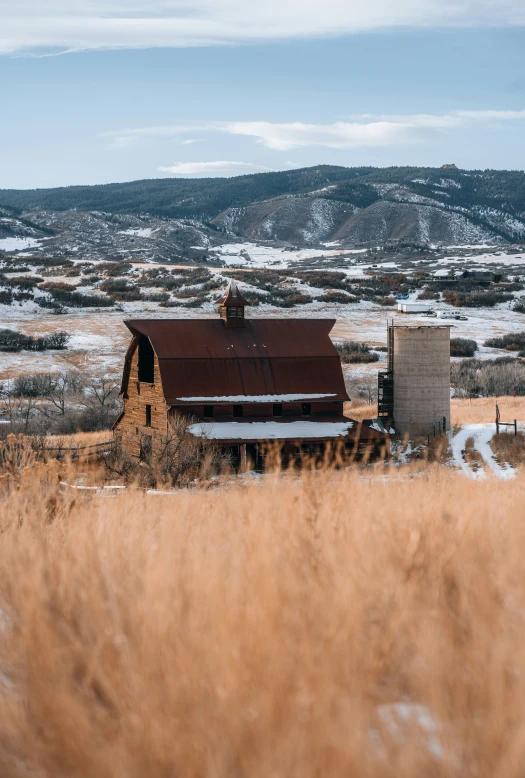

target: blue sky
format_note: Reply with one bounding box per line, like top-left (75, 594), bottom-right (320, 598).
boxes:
top-left (1, 1), bottom-right (525, 188)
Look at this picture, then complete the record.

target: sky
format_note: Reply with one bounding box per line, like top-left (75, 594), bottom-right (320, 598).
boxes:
top-left (1, 1), bottom-right (525, 188)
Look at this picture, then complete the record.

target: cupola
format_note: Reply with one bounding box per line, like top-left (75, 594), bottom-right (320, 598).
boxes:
top-left (215, 280), bottom-right (249, 328)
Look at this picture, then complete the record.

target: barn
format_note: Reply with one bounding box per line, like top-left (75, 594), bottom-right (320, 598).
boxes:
top-left (113, 281), bottom-right (387, 469)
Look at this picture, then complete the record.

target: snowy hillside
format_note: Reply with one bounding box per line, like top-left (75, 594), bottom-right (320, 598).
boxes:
top-left (2, 165), bottom-right (525, 248)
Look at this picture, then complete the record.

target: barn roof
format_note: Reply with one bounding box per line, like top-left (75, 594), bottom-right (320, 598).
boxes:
top-left (123, 318), bottom-right (349, 404)
top-left (187, 418), bottom-right (386, 444)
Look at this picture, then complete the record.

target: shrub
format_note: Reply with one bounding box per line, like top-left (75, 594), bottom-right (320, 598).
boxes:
top-left (513, 299), bottom-right (525, 313)
top-left (39, 282), bottom-right (79, 292)
top-left (374, 296), bottom-right (396, 306)
top-left (451, 338), bottom-right (477, 357)
top-left (484, 332), bottom-right (525, 351)
top-left (294, 271), bottom-right (349, 291)
top-left (2, 275), bottom-right (43, 288)
top-left (270, 292), bottom-right (313, 307)
top-left (25, 257), bottom-right (74, 268)
top-left (318, 291), bottom-right (359, 304)
top-left (0, 328), bottom-right (69, 352)
top-left (175, 288), bottom-right (206, 300)
top-left (47, 288), bottom-right (115, 307)
top-left (451, 357), bottom-right (525, 397)
top-left (418, 289), bottom-right (440, 300)
top-left (443, 290), bottom-right (514, 308)
top-left (143, 292), bottom-right (170, 303)
top-left (335, 341), bottom-right (379, 364)
top-left (97, 262), bottom-right (133, 276)
top-left (99, 278), bottom-right (133, 293)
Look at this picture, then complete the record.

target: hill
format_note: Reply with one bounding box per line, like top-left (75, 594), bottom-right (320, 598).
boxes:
top-left (1, 165), bottom-right (525, 245)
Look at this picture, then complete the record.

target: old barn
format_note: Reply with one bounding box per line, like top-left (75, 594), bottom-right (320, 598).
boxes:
top-left (114, 281), bottom-right (386, 469)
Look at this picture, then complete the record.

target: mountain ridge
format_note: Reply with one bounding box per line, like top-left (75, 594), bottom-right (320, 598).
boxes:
top-left (2, 165), bottom-right (525, 247)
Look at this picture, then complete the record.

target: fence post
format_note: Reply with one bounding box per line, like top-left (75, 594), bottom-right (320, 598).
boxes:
top-left (515, 420), bottom-right (518, 437)
top-left (496, 421), bottom-right (499, 435)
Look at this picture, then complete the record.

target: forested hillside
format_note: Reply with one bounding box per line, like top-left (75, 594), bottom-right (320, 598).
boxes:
top-left (2, 165), bottom-right (525, 246)
top-left (2, 166), bottom-right (525, 221)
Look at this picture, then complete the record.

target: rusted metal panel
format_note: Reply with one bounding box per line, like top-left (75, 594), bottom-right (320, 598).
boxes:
top-left (125, 319), bottom-right (338, 359)
top-left (124, 319), bottom-right (349, 402)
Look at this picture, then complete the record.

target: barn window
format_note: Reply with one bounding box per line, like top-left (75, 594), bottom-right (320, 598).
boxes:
top-left (138, 335), bottom-right (154, 383)
top-left (204, 405), bottom-right (214, 418)
top-left (145, 404), bottom-right (152, 427)
top-left (233, 405), bottom-right (243, 418)
top-left (301, 403), bottom-right (311, 416)
top-left (273, 404), bottom-right (283, 417)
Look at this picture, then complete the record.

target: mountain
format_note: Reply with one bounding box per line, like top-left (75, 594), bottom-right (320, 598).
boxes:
top-left (0, 207), bottom-right (220, 263)
top-left (1, 166), bottom-right (525, 247)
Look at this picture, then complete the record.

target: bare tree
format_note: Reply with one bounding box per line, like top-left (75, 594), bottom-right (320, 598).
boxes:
top-left (104, 412), bottom-right (228, 488)
top-left (80, 375), bottom-right (121, 429)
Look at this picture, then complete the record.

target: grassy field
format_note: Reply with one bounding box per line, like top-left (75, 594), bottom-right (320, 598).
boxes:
top-left (451, 396), bottom-right (525, 426)
top-left (346, 396), bottom-right (525, 426)
top-left (1, 455), bottom-right (525, 776)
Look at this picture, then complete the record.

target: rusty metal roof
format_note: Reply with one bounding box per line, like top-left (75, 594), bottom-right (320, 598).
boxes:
top-left (124, 318), bottom-right (349, 403)
top-left (214, 280), bottom-right (249, 307)
top-left (184, 416), bottom-right (387, 445)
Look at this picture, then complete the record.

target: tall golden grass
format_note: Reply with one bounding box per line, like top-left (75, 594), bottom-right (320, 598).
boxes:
top-left (346, 396), bottom-right (525, 426)
top-left (451, 396), bottom-right (525, 426)
top-left (2, 463), bottom-right (525, 776)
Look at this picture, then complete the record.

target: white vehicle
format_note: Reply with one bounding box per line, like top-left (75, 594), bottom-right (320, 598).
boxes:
top-left (397, 302), bottom-right (431, 313)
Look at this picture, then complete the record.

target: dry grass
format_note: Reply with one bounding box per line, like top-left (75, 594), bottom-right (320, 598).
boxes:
top-left (44, 430), bottom-right (112, 448)
top-left (344, 399), bottom-right (378, 421)
top-left (490, 431), bottom-right (525, 468)
top-left (463, 436), bottom-right (484, 472)
top-left (2, 463), bottom-right (525, 776)
top-left (345, 397), bottom-right (525, 427)
top-left (451, 396), bottom-right (525, 425)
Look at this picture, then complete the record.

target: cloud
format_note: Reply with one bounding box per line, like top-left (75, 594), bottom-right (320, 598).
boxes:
top-left (107, 109), bottom-right (525, 152)
top-left (1, 1), bottom-right (525, 54)
top-left (158, 160), bottom-right (271, 176)
top-left (225, 120), bottom-right (429, 150)
top-left (227, 111), bottom-right (525, 148)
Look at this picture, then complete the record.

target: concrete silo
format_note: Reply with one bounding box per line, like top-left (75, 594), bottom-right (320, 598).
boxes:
top-left (378, 324), bottom-right (451, 436)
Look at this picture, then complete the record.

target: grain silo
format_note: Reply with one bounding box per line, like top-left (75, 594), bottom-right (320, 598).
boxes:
top-left (378, 323), bottom-right (451, 436)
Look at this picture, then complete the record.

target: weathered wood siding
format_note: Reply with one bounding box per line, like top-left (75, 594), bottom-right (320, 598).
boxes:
top-left (114, 342), bottom-right (169, 457)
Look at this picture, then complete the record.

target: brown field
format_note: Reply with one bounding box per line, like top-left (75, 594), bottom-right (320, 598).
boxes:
top-left (451, 396), bottom-right (525, 426)
top-left (2, 459), bottom-right (525, 776)
top-left (345, 396), bottom-right (525, 426)
top-left (44, 430), bottom-right (112, 448)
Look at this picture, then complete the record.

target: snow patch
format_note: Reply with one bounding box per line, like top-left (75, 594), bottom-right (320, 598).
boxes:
top-left (451, 423), bottom-right (515, 480)
top-left (177, 393), bottom-right (337, 402)
top-left (189, 420), bottom-right (354, 440)
top-left (0, 237), bottom-right (41, 252)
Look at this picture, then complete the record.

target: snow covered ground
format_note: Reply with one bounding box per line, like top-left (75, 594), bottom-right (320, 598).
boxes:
top-left (1, 241), bottom-right (525, 377)
top-left (450, 423), bottom-right (523, 480)
top-left (0, 292), bottom-right (522, 379)
top-left (210, 243), bottom-right (367, 268)
top-left (0, 237), bottom-right (42, 252)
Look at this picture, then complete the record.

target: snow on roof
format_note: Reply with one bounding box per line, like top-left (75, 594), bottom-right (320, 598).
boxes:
top-left (189, 420), bottom-right (354, 441)
top-left (176, 393), bottom-right (337, 403)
